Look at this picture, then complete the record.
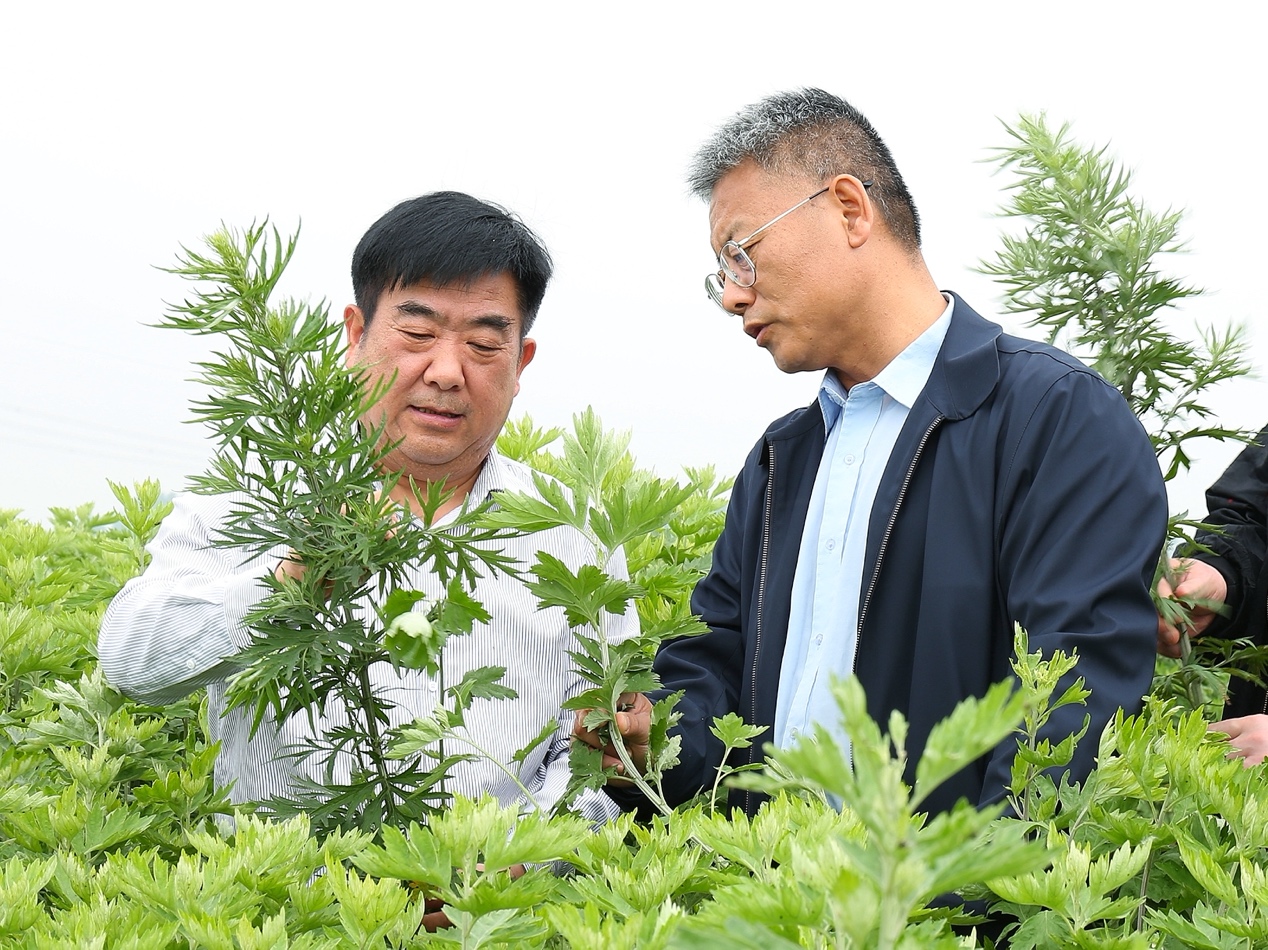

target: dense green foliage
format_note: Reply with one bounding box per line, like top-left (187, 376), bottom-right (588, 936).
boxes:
top-left (5, 493), bottom-right (1268, 947)
top-left (158, 225), bottom-right (531, 836)
top-left (980, 114), bottom-right (1253, 484)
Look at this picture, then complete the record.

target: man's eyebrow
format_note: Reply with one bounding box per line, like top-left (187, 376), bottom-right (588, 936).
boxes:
top-left (470, 314), bottom-right (513, 332)
top-left (394, 301), bottom-right (439, 318)
top-left (392, 302), bottom-right (514, 333)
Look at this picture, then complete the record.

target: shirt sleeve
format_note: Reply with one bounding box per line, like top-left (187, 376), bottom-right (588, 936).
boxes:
top-left (97, 492), bottom-right (279, 705)
top-left (983, 367), bottom-right (1166, 806)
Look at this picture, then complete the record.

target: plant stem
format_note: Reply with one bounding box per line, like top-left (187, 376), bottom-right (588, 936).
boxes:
top-left (605, 681), bottom-right (673, 819)
top-left (1178, 631), bottom-right (1207, 713)
top-left (355, 660), bottom-right (397, 826)
top-left (441, 732), bottom-right (544, 814)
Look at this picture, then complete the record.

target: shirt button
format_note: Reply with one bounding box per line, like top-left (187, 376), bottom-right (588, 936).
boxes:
top-left (428, 681), bottom-right (437, 692)
top-left (814, 635), bottom-right (823, 645)
top-left (825, 539), bottom-right (836, 551)
top-left (844, 454), bottom-right (857, 465)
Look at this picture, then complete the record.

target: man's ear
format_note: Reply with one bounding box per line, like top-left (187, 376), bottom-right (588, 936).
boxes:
top-left (831, 174), bottom-right (874, 248)
top-left (513, 337), bottom-right (537, 397)
top-left (344, 305), bottom-right (366, 366)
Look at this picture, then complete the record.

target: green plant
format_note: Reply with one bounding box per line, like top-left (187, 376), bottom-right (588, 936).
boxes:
top-left (980, 114), bottom-right (1253, 482)
top-left (156, 222), bottom-right (523, 836)
top-left (980, 114), bottom-right (1261, 713)
top-left (488, 410), bottom-right (720, 817)
top-left (10, 108), bottom-right (1268, 944)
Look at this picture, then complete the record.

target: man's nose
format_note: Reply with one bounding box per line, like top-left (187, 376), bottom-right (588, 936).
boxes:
top-left (723, 279), bottom-right (755, 315)
top-left (421, 341), bottom-right (465, 389)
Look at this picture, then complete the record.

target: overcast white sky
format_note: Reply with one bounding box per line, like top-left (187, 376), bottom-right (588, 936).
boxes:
top-left (2, 1), bottom-right (1263, 523)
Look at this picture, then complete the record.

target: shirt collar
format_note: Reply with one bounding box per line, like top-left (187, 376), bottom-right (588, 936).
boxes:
top-left (469, 448), bottom-right (513, 502)
top-left (817, 294), bottom-right (955, 432)
top-left (423, 448), bottom-right (517, 527)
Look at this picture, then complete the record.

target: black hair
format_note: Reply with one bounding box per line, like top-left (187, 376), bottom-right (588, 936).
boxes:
top-left (351, 191), bottom-right (553, 334)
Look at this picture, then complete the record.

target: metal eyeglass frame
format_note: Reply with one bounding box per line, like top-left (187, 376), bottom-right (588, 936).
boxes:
top-left (704, 180), bottom-right (872, 310)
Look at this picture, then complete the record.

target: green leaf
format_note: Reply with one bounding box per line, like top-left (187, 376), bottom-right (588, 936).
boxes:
top-left (524, 552), bottom-right (642, 630)
top-left (382, 588), bottom-right (428, 626)
top-left (447, 665), bottom-right (517, 707)
top-left (914, 679), bottom-right (1026, 808)
top-left (709, 712), bottom-right (765, 750)
top-left (349, 823), bottom-right (452, 884)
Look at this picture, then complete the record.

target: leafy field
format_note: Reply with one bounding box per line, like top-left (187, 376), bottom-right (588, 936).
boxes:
top-left (4, 454), bottom-right (1268, 948)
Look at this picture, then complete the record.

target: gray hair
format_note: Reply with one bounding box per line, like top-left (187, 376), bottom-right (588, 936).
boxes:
top-left (687, 88), bottom-right (921, 249)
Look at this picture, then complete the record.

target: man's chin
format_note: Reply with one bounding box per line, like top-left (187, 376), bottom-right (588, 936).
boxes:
top-left (767, 348), bottom-right (814, 376)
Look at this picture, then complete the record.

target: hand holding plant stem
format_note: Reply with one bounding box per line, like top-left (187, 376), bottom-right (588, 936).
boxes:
top-left (571, 692), bottom-right (651, 779)
top-left (1155, 556), bottom-right (1228, 656)
top-left (485, 409), bottom-right (709, 818)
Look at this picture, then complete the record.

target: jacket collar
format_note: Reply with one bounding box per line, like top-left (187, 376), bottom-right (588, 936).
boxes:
top-left (918, 292), bottom-right (1002, 422)
top-left (764, 290), bottom-right (1002, 444)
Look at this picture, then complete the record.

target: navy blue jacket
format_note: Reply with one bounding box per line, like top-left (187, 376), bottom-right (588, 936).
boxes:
top-left (647, 296), bottom-right (1167, 817)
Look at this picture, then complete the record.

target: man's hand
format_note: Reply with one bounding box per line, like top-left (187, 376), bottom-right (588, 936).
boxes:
top-left (572, 692), bottom-right (652, 785)
top-left (1156, 557), bottom-right (1228, 658)
top-left (274, 552), bottom-right (338, 600)
top-left (1211, 715), bottom-right (1268, 766)
top-left (274, 553), bottom-right (308, 585)
top-left (273, 496), bottom-right (399, 588)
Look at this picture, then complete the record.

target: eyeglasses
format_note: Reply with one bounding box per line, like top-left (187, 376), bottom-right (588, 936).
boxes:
top-left (704, 181), bottom-right (871, 310)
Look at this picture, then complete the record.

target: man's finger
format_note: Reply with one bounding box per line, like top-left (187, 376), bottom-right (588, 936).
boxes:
top-left (1211, 718), bottom-right (1242, 738)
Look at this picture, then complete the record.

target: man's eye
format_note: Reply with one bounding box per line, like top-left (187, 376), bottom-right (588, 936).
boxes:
top-left (401, 330), bottom-right (433, 343)
top-left (469, 342), bottom-right (501, 354)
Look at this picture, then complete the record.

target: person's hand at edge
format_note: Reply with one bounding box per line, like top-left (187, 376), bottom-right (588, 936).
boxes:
top-left (1211, 715), bottom-right (1268, 766)
top-left (1156, 557), bottom-right (1228, 658)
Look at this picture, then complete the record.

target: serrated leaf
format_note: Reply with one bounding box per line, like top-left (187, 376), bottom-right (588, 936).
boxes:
top-left (349, 823), bottom-right (451, 884)
top-left (710, 713), bottom-right (765, 750)
top-left (524, 553), bottom-right (642, 629)
top-left (382, 588), bottom-right (428, 626)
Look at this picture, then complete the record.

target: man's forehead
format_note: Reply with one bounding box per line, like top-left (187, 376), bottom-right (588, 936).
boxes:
top-left (707, 164), bottom-right (805, 245)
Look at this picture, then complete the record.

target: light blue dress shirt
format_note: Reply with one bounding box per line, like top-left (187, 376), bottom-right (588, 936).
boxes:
top-left (774, 296), bottom-right (954, 760)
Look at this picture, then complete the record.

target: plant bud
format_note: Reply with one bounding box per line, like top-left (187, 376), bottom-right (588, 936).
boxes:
top-left (384, 611), bottom-right (440, 672)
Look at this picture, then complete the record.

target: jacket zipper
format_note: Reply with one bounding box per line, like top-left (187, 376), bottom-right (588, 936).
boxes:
top-left (745, 441), bottom-right (777, 813)
top-left (854, 417), bottom-right (944, 758)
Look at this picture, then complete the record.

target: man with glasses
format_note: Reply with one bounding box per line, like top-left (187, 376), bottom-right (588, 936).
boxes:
top-left (576, 88), bottom-right (1167, 818)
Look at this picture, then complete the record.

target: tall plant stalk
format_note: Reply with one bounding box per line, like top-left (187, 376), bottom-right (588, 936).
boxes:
top-left (158, 222), bottom-right (520, 837)
top-left (487, 410), bottom-right (715, 817)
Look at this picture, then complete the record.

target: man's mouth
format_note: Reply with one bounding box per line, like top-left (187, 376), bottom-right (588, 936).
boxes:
top-left (411, 405), bottom-right (464, 424)
top-left (744, 322), bottom-right (769, 344)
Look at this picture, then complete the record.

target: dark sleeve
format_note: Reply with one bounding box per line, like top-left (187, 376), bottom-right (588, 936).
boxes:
top-left (982, 369), bottom-right (1168, 806)
top-left (1191, 426), bottom-right (1268, 636)
top-left (609, 447), bottom-right (757, 812)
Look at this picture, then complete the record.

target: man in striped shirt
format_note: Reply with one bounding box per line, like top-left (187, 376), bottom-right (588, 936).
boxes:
top-left (99, 192), bottom-right (633, 826)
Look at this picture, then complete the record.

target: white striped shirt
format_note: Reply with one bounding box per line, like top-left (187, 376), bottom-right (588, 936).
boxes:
top-left (98, 451), bottom-right (634, 824)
